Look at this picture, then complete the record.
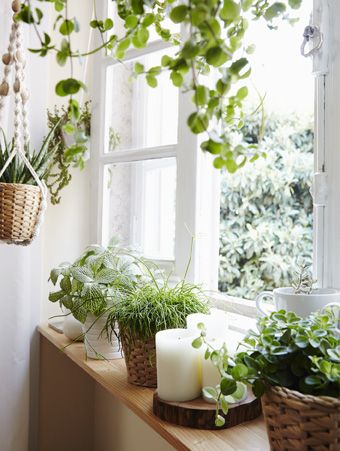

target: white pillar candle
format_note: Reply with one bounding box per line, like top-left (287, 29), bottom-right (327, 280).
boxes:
top-left (156, 328), bottom-right (201, 402)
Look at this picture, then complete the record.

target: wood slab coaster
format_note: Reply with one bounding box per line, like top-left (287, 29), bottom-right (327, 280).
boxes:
top-left (153, 391), bottom-right (262, 430)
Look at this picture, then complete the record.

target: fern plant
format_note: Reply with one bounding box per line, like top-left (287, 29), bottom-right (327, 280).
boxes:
top-left (0, 126), bottom-right (58, 185)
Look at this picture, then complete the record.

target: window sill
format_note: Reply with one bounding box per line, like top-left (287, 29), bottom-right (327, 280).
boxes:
top-left (38, 324), bottom-right (268, 451)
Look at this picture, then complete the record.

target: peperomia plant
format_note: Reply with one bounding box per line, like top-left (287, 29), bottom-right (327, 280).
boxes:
top-left (49, 242), bottom-right (141, 322)
top-left (16, 0), bottom-right (303, 172)
top-left (194, 308), bottom-right (340, 427)
top-left (291, 260), bottom-right (315, 294)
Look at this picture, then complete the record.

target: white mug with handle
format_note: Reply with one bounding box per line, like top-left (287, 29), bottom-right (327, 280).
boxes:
top-left (255, 287), bottom-right (340, 318)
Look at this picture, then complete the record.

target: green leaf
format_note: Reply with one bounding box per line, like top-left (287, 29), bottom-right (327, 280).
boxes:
top-left (194, 85), bottom-right (209, 106)
top-left (142, 13), bottom-right (155, 27)
top-left (215, 415), bottom-right (225, 427)
top-left (220, 0), bottom-right (241, 21)
top-left (125, 15), bottom-right (138, 29)
top-left (253, 379), bottom-right (265, 397)
top-left (226, 159), bottom-right (238, 173)
top-left (116, 38), bottom-right (131, 58)
top-left (229, 58), bottom-right (249, 77)
top-left (55, 78), bottom-right (84, 97)
top-left (170, 71), bottom-right (183, 87)
top-left (59, 19), bottom-right (74, 36)
top-left (187, 112), bottom-right (209, 134)
top-left (192, 337), bottom-right (203, 349)
top-left (305, 375), bottom-right (322, 386)
top-left (104, 18), bottom-right (113, 30)
top-left (60, 276), bottom-right (72, 293)
top-left (170, 5), bottom-right (188, 23)
top-left (202, 386), bottom-right (218, 400)
top-left (71, 267), bottom-right (93, 283)
top-left (49, 290), bottom-right (65, 303)
top-left (131, 0), bottom-right (144, 14)
top-left (288, 0), bottom-right (302, 9)
top-left (231, 363), bottom-right (248, 380)
top-left (236, 86), bottom-right (248, 100)
top-left (146, 75), bottom-right (157, 88)
top-left (134, 62), bottom-right (144, 74)
top-left (220, 396), bottom-right (229, 415)
top-left (264, 2), bottom-right (286, 21)
top-left (206, 46), bottom-right (230, 67)
top-left (220, 378), bottom-right (237, 396)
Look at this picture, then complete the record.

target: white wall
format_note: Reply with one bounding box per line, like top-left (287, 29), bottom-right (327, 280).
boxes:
top-left (42, 0), bottom-right (93, 320)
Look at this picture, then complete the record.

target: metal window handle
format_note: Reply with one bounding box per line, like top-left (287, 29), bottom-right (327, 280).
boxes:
top-left (301, 25), bottom-right (323, 57)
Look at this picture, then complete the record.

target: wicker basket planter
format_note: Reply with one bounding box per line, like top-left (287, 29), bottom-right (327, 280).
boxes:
top-left (261, 385), bottom-right (340, 451)
top-left (0, 182), bottom-right (42, 243)
top-left (120, 328), bottom-right (157, 388)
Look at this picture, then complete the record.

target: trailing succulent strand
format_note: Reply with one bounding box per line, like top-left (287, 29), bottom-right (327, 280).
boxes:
top-left (17, 0), bottom-right (303, 172)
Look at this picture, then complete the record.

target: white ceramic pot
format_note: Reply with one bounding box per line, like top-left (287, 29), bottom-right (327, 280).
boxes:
top-left (83, 313), bottom-right (121, 360)
top-left (63, 315), bottom-right (83, 341)
top-left (255, 287), bottom-right (340, 317)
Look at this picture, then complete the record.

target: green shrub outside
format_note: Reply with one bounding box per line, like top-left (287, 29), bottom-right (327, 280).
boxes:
top-left (219, 114), bottom-right (313, 299)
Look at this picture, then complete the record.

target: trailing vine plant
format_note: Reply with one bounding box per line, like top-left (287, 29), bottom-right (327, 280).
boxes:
top-left (16, 0), bottom-right (303, 172)
top-left (46, 101), bottom-right (91, 204)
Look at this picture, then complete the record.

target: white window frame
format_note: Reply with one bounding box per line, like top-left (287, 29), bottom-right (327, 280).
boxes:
top-left (90, 0), bottom-right (340, 321)
top-left (90, 1), bottom-right (220, 291)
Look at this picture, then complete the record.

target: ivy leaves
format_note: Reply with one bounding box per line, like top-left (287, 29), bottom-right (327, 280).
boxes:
top-left (18, 0), bottom-right (303, 173)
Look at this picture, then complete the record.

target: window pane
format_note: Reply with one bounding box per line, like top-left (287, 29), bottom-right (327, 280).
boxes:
top-left (219, 4), bottom-right (314, 300)
top-left (102, 158), bottom-right (176, 260)
top-left (104, 49), bottom-right (178, 152)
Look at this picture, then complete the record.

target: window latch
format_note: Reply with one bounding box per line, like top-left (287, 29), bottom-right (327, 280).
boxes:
top-left (301, 25), bottom-right (323, 57)
top-left (310, 172), bottom-right (328, 207)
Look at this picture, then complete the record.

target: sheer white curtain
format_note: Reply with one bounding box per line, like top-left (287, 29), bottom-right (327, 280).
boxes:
top-left (0, 4), bottom-right (46, 451)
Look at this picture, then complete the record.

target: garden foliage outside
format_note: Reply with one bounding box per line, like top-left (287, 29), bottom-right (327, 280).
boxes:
top-left (219, 114), bottom-right (313, 299)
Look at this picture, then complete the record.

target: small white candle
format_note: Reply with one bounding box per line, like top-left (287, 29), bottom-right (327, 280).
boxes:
top-left (156, 328), bottom-right (201, 402)
top-left (186, 309), bottom-right (228, 339)
top-left (202, 338), bottom-right (223, 388)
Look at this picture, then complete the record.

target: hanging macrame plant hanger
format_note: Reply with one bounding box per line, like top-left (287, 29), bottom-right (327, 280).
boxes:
top-left (0, 2), bottom-right (47, 245)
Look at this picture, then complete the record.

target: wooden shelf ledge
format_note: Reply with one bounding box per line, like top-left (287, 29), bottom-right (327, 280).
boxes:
top-left (38, 324), bottom-right (269, 451)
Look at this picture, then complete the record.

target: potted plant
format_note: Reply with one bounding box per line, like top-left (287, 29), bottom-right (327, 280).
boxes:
top-left (256, 262), bottom-right (340, 317)
top-left (105, 265), bottom-right (209, 387)
top-left (46, 102), bottom-right (91, 205)
top-left (0, 125), bottom-right (59, 244)
top-left (49, 242), bottom-right (140, 360)
top-left (195, 308), bottom-right (340, 449)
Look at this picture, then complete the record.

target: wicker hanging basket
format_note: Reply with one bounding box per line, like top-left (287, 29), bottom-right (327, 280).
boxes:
top-left (0, 4), bottom-right (46, 245)
top-left (120, 328), bottom-right (157, 388)
top-left (261, 385), bottom-right (340, 451)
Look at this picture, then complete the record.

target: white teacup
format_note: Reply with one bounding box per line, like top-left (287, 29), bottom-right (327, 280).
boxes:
top-left (255, 287), bottom-right (340, 317)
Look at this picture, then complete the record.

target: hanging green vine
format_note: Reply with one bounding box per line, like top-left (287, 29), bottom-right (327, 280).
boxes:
top-left (45, 101), bottom-right (91, 204)
top-left (16, 0), bottom-right (302, 172)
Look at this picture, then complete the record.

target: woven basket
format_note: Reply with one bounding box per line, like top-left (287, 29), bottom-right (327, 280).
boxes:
top-left (120, 328), bottom-right (157, 388)
top-left (261, 385), bottom-right (340, 451)
top-left (0, 182), bottom-right (42, 243)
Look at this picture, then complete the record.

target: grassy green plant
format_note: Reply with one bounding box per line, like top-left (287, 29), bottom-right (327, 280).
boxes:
top-left (49, 242), bottom-right (141, 323)
top-left (194, 308), bottom-right (340, 426)
top-left (107, 279), bottom-right (209, 341)
top-left (0, 126), bottom-right (58, 185)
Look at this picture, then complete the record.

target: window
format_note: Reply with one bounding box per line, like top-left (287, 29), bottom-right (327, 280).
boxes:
top-left (91, 1), bottom-right (340, 315)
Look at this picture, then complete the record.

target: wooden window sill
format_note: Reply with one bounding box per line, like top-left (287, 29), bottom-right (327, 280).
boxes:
top-left (38, 324), bottom-right (269, 451)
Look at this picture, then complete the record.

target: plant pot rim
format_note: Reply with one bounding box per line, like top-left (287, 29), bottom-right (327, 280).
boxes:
top-left (268, 385), bottom-right (340, 404)
top-left (0, 181), bottom-right (40, 190)
top-left (274, 287), bottom-right (340, 296)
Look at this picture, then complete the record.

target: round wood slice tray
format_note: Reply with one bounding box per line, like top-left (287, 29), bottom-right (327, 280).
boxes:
top-left (153, 391), bottom-right (262, 430)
